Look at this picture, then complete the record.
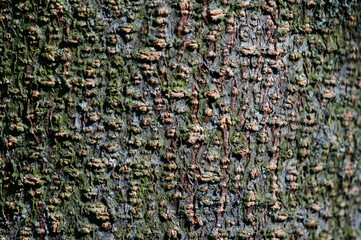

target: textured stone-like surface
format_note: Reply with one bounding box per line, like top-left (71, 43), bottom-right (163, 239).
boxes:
top-left (0, 0), bottom-right (360, 239)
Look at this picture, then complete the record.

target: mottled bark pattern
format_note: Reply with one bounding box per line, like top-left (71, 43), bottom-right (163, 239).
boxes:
top-left (0, 0), bottom-right (360, 239)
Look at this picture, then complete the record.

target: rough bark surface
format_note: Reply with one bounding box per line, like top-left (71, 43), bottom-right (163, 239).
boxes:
top-left (0, 0), bottom-right (360, 239)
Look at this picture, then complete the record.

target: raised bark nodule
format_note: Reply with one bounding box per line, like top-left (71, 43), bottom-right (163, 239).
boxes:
top-left (0, 0), bottom-right (360, 239)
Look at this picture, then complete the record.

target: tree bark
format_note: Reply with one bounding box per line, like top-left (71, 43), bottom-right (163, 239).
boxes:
top-left (0, 0), bottom-right (360, 239)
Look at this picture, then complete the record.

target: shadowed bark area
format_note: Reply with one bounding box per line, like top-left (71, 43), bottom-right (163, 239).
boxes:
top-left (0, 0), bottom-right (360, 239)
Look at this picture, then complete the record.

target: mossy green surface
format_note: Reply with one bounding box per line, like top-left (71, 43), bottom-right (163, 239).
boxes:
top-left (0, 0), bottom-right (360, 239)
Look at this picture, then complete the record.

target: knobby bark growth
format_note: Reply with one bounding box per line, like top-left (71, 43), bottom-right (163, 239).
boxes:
top-left (0, 0), bottom-right (360, 239)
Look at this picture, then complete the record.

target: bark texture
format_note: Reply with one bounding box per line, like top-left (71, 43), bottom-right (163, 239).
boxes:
top-left (0, 0), bottom-right (360, 239)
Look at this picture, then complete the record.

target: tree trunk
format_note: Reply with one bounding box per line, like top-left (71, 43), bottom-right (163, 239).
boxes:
top-left (0, 0), bottom-right (360, 239)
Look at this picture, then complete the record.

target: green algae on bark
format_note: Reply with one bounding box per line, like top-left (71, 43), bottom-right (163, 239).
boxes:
top-left (0, 0), bottom-right (361, 239)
